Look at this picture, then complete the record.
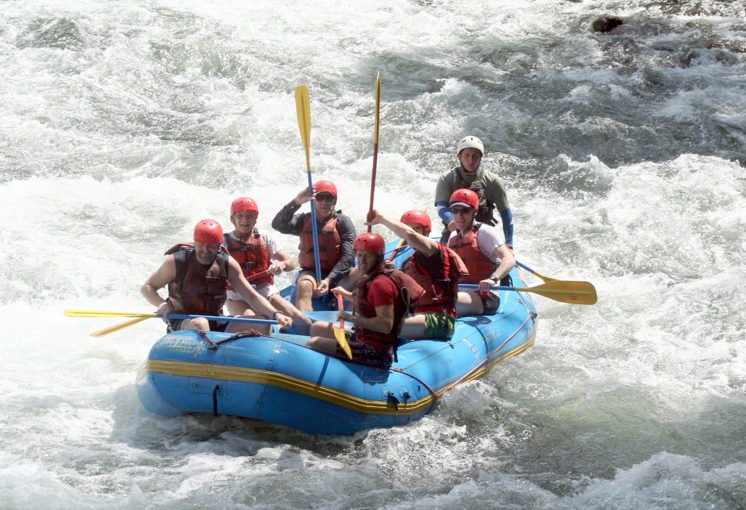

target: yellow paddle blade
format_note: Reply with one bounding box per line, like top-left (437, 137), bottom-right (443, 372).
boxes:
top-left (295, 85), bottom-right (311, 155)
top-left (333, 326), bottom-right (353, 359)
top-left (91, 317), bottom-right (150, 337)
top-left (517, 281), bottom-right (597, 305)
top-left (64, 310), bottom-right (158, 318)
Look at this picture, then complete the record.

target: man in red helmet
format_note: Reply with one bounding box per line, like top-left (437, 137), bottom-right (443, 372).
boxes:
top-left (306, 233), bottom-right (414, 368)
top-left (223, 197), bottom-right (312, 335)
top-left (447, 189), bottom-right (515, 316)
top-left (434, 136), bottom-right (514, 250)
top-left (365, 209), bottom-right (468, 340)
top-left (141, 219), bottom-right (293, 334)
top-left (271, 180), bottom-right (356, 311)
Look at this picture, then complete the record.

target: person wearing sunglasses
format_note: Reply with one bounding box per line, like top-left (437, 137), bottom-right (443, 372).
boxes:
top-left (447, 189), bottom-right (515, 316)
top-left (434, 136), bottom-right (514, 251)
top-left (271, 180), bottom-right (356, 311)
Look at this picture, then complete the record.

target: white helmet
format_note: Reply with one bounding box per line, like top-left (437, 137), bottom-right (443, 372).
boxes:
top-left (457, 136), bottom-right (484, 156)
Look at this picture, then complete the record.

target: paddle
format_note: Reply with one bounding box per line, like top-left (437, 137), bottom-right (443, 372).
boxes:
top-left (333, 294), bottom-right (353, 359)
top-left (91, 317), bottom-right (149, 337)
top-left (515, 260), bottom-right (557, 283)
top-left (367, 72), bottom-right (381, 233)
top-left (458, 280), bottom-right (597, 305)
top-left (65, 310), bottom-right (279, 323)
top-left (88, 270), bottom-right (276, 337)
top-left (295, 85), bottom-right (323, 284)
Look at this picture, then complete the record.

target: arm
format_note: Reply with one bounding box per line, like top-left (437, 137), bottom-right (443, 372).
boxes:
top-left (436, 201), bottom-right (454, 228)
top-left (499, 208), bottom-right (514, 249)
top-left (140, 256), bottom-right (177, 319)
top-left (339, 304), bottom-right (394, 334)
top-left (227, 257), bottom-right (292, 328)
top-left (269, 248), bottom-right (295, 274)
top-left (477, 244), bottom-right (516, 293)
top-left (271, 195), bottom-right (306, 235)
top-left (487, 175), bottom-right (513, 247)
top-left (366, 210), bottom-right (439, 256)
top-left (434, 172), bottom-right (456, 231)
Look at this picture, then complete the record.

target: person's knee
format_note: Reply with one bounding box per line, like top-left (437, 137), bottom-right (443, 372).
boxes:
top-left (297, 276), bottom-right (316, 291)
top-left (309, 321), bottom-right (331, 337)
top-left (184, 318), bottom-right (210, 331)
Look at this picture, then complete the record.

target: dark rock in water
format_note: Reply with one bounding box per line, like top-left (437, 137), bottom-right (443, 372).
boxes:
top-left (592, 17), bottom-right (624, 33)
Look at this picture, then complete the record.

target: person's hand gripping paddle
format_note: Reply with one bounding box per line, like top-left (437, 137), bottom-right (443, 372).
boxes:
top-left (333, 294), bottom-right (352, 359)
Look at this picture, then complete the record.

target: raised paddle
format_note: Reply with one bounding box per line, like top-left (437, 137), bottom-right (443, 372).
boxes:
top-left (367, 72), bottom-right (381, 233)
top-left (458, 280), bottom-right (597, 305)
top-left (295, 85), bottom-right (323, 284)
top-left (333, 294), bottom-right (353, 359)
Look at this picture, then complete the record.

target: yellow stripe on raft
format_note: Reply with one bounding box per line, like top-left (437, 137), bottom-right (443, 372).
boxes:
top-left (137, 328), bottom-right (536, 416)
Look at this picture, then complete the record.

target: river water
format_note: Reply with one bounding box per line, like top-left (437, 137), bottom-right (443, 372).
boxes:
top-left (1, 0), bottom-right (745, 508)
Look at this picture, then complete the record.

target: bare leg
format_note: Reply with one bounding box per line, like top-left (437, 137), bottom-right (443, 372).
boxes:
top-left (455, 291), bottom-right (485, 316)
top-left (226, 299), bottom-right (251, 316)
top-left (181, 317), bottom-right (210, 331)
top-left (399, 315), bottom-right (428, 340)
top-left (309, 320), bottom-right (334, 337)
top-left (295, 274), bottom-right (317, 312)
top-left (270, 294), bottom-right (312, 335)
top-left (227, 309), bottom-right (273, 335)
top-left (305, 336), bottom-right (339, 355)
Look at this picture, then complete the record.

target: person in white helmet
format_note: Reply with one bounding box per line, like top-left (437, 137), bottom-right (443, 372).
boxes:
top-left (434, 136), bottom-right (514, 252)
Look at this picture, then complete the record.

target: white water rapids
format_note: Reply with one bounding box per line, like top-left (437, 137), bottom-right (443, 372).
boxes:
top-left (1, 0), bottom-right (745, 508)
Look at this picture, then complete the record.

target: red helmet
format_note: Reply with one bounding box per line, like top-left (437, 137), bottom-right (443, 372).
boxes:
top-left (231, 197), bottom-right (258, 217)
top-left (194, 219), bottom-right (223, 244)
top-left (313, 180), bottom-right (337, 199)
top-left (449, 189), bottom-right (479, 211)
top-left (353, 233), bottom-right (385, 256)
top-left (400, 210), bottom-right (431, 232)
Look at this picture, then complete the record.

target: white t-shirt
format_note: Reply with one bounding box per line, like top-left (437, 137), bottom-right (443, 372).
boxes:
top-left (448, 223), bottom-right (506, 262)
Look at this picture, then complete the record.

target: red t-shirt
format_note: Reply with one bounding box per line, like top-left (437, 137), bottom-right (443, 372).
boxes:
top-left (355, 273), bottom-right (398, 347)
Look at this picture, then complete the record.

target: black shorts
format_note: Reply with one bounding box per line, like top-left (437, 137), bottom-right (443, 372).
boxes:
top-left (334, 331), bottom-right (393, 369)
top-left (479, 291), bottom-right (501, 316)
top-left (167, 318), bottom-right (229, 333)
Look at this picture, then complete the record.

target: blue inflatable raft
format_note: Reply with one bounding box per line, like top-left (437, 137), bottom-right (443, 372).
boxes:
top-left (136, 242), bottom-right (539, 435)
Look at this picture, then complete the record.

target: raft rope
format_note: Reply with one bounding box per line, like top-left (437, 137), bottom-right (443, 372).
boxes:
top-left (191, 294), bottom-right (535, 417)
top-left (435, 294), bottom-right (536, 399)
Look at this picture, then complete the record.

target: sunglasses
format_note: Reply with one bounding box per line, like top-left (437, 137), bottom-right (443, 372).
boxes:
top-left (315, 193), bottom-right (336, 202)
top-left (449, 207), bottom-right (472, 216)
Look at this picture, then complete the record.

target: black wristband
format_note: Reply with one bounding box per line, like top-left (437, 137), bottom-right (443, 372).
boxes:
top-left (272, 311), bottom-right (282, 320)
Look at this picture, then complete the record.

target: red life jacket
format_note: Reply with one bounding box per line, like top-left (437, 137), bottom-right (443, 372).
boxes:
top-left (401, 242), bottom-right (469, 317)
top-left (353, 268), bottom-right (425, 353)
top-left (298, 215), bottom-right (341, 276)
top-left (448, 223), bottom-right (497, 284)
top-left (164, 244), bottom-right (229, 315)
top-left (222, 231), bottom-right (273, 286)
